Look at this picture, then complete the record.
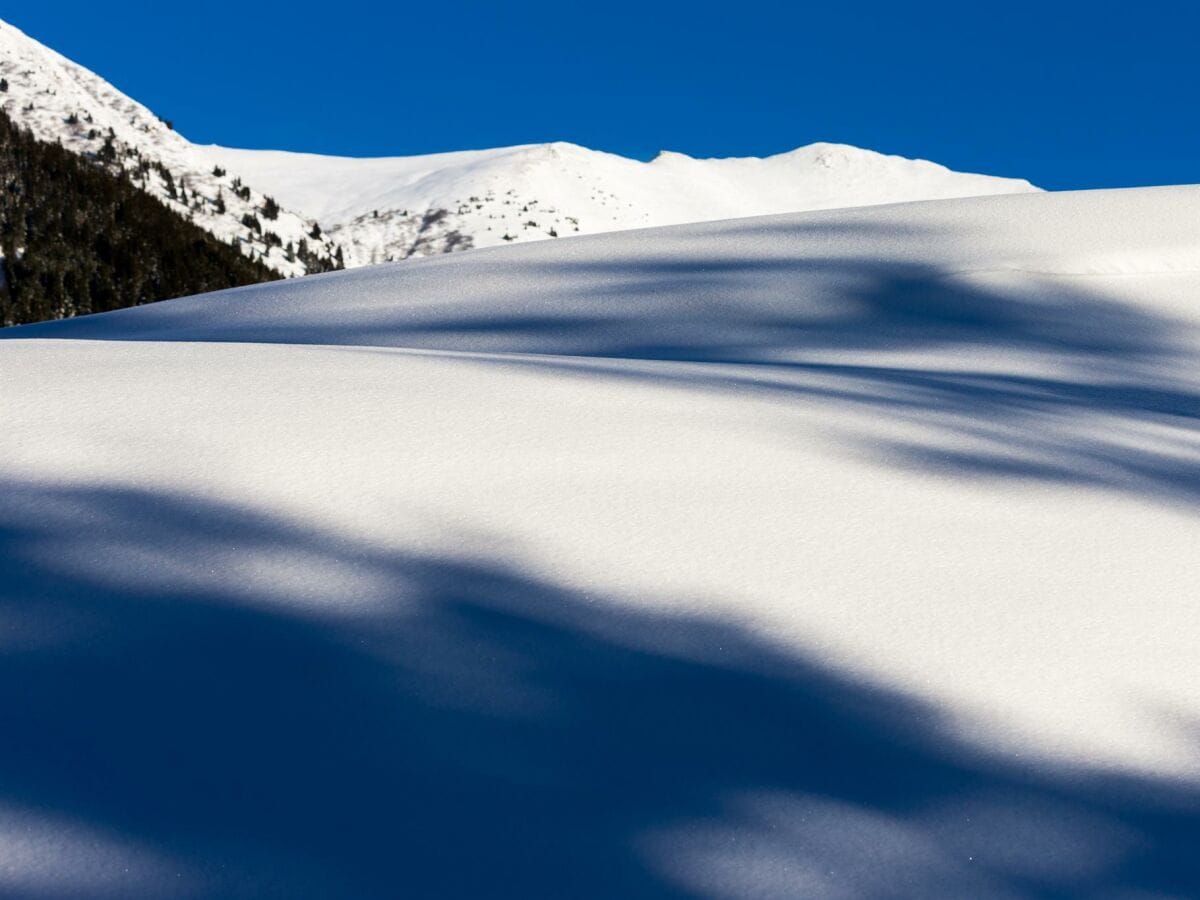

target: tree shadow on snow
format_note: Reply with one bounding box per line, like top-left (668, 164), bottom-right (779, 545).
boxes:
top-left (7, 216), bottom-right (1198, 508)
top-left (0, 480), bottom-right (1198, 898)
top-left (378, 229), bottom-right (1200, 509)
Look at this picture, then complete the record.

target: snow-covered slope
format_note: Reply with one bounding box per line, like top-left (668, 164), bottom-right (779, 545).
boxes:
top-left (2, 186), bottom-right (1199, 897)
top-left (203, 140), bottom-right (1039, 266)
top-left (0, 16), bottom-right (1037, 276)
top-left (0, 18), bottom-right (343, 276)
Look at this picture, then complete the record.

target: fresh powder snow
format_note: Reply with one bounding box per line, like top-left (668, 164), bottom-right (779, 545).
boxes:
top-left (2, 185), bottom-right (1198, 897)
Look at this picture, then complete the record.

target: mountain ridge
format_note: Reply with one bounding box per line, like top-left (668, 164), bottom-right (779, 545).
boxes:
top-left (203, 139), bottom-right (1040, 267)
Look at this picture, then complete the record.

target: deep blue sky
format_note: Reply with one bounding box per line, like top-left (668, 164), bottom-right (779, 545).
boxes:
top-left (8, 2), bottom-right (1198, 190)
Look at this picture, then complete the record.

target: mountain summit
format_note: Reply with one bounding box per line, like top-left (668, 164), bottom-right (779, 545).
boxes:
top-left (0, 18), bottom-right (343, 277)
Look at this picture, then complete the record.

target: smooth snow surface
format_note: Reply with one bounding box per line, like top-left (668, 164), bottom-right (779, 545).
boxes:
top-left (3, 186), bottom-right (1200, 897)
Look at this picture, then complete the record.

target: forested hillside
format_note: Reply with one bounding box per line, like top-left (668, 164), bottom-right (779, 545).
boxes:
top-left (0, 109), bottom-right (280, 326)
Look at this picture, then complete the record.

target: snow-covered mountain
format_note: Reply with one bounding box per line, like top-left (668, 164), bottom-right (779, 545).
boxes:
top-left (0, 19), bottom-right (343, 276)
top-left (2, 16), bottom-right (1038, 275)
top-left (203, 142), bottom-right (1041, 267)
top-left (3, 185), bottom-right (1199, 896)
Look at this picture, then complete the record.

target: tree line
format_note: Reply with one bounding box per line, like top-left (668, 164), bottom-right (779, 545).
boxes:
top-left (0, 108), bottom-right (281, 327)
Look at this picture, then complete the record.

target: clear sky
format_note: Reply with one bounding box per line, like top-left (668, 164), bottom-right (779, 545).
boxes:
top-left (7, 1), bottom-right (1198, 190)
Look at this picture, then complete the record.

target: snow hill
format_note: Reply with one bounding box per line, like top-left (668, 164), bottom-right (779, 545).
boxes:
top-left (2, 16), bottom-right (1037, 275)
top-left (3, 185), bottom-right (1199, 897)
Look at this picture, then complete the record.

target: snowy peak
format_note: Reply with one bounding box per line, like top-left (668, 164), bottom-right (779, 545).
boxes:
top-left (0, 17), bottom-right (189, 162)
top-left (0, 18), bottom-right (343, 277)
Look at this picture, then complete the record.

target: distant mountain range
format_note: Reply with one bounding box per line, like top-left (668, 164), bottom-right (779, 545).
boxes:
top-left (204, 142), bottom-right (1040, 268)
top-left (1, 16), bottom-right (1038, 281)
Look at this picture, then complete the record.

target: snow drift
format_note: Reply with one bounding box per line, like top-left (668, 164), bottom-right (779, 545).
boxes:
top-left (2, 185), bottom-right (1199, 897)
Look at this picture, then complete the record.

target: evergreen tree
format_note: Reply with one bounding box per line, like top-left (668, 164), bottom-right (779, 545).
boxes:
top-left (0, 108), bottom-right (278, 327)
